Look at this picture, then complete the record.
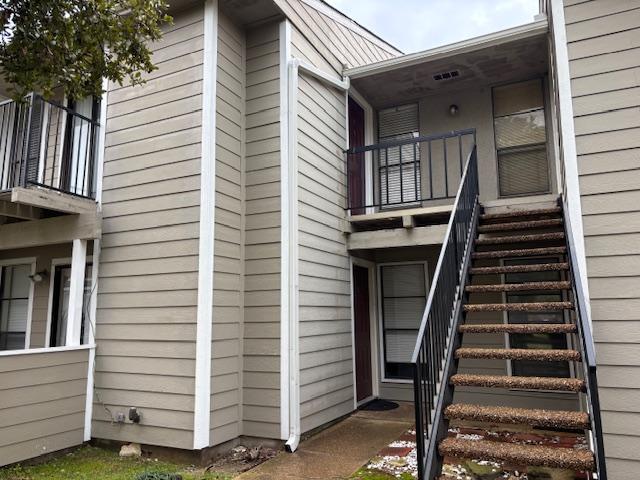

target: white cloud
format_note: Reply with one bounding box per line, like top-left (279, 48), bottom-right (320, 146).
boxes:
top-left (324, 0), bottom-right (540, 53)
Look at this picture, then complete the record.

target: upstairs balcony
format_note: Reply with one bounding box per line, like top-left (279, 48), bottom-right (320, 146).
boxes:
top-left (0, 94), bottom-right (100, 220)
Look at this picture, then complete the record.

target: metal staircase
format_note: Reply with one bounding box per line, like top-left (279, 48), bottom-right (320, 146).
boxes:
top-left (411, 149), bottom-right (606, 479)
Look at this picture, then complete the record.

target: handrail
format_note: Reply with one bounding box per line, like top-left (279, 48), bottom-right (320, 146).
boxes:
top-left (562, 203), bottom-right (607, 479)
top-left (411, 144), bottom-right (480, 479)
top-left (345, 128), bottom-right (476, 214)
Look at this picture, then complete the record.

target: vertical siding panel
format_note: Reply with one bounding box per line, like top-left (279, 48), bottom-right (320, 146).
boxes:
top-left (565, 0), bottom-right (640, 477)
top-left (243, 22), bottom-right (282, 439)
top-left (210, 11), bottom-right (245, 445)
top-left (94, 5), bottom-right (204, 450)
top-left (292, 27), bottom-right (353, 434)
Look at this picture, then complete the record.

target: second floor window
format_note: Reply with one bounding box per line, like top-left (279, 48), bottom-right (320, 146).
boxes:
top-left (377, 104), bottom-right (420, 208)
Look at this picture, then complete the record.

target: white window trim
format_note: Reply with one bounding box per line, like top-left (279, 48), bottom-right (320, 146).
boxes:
top-left (376, 260), bottom-right (429, 384)
top-left (0, 257), bottom-right (37, 351)
top-left (44, 256), bottom-right (93, 348)
top-left (350, 257), bottom-right (380, 409)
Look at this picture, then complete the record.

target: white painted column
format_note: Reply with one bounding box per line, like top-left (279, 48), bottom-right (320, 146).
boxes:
top-left (66, 238), bottom-right (87, 346)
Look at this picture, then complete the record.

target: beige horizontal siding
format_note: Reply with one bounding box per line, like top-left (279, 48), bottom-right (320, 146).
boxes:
top-left (565, 1), bottom-right (640, 477)
top-left (242, 22), bottom-right (282, 440)
top-left (94, 5), bottom-right (205, 450)
top-left (0, 348), bottom-right (89, 467)
top-left (273, 0), bottom-right (399, 74)
top-left (209, 11), bottom-right (245, 446)
top-left (290, 25), bottom-right (353, 434)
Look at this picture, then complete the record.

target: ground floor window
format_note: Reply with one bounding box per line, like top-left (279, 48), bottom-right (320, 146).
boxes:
top-left (504, 257), bottom-right (571, 378)
top-left (0, 262), bottom-right (33, 350)
top-left (48, 263), bottom-right (93, 347)
top-left (379, 262), bottom-right (428, 380)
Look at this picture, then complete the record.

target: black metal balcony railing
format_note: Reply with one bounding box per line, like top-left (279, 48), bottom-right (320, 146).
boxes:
top-left (345, 129), bottom-right (476, 214)
top-left (0, 94), bottom-right (100, 199)
top-left (411, 145), bottom-right (479, 479)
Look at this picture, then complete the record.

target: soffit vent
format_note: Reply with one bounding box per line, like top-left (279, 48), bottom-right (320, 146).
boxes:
top-left (433, 69), bottom-right (460, 81)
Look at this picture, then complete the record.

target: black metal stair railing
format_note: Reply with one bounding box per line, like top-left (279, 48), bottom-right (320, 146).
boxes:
top-left (0, 94), bottom-right (100, 199)
top-left (345, 129), bottom-right (476, 215)
top-left (562, 204), bottom-right (607, 479)
top-left (411, 145), bottom-right (480, 480)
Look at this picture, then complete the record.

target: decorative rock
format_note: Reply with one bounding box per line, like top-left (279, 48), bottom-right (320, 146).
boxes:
top-left (119, 442), bottom-right (141, 457)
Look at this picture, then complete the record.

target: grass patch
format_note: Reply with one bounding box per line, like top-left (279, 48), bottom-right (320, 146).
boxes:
top-left (350, 467), bottom-right (414, 480)
top-left (0, 446), bottom-right (232, 480)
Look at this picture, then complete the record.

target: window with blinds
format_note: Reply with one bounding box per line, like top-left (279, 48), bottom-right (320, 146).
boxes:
top-left (380, 263), bottom-right (428, 380)
top-left (378, 104), bottom-right (420, 207)
top-left (493, 79), bottom-right (550, 197)
top-left (0, 264), bottom-right (31, 350)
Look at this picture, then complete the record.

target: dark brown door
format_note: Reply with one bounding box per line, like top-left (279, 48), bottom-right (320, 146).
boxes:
top-left (348, 97), bottom-right (366, 215)
top-left (353, 264), bottom-right (373, 402)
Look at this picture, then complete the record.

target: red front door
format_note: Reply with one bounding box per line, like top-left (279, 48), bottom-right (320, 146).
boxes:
top-left (353, 264), bottom-right (373, 402)
top-left (348, 97), bottom-right (366, 215)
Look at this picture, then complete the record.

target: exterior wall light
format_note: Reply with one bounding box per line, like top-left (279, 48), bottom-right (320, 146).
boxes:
top-left (29, 270), bottom-right (48, 283)
top-left (449, 104), bottom-right (459, 116)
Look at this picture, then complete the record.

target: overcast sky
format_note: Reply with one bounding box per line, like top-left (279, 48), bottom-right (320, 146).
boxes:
top-left (324, 0), bottom-right (540, 53)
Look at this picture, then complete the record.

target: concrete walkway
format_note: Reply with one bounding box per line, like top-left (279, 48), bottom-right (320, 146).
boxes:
top-left (236, 402), bottom-right (414, 480)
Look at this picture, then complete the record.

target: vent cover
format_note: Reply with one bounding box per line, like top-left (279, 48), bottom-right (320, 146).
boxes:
top-left (433, 70), bottom-right (460, 81)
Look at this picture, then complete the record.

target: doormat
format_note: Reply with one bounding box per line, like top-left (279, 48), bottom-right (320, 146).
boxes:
top-left (359, 399), bottom-right (399, 411)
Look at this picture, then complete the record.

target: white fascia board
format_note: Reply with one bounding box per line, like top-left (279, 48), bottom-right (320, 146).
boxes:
top-left (194, 0), bottom-right (218, 450)
top-left (346, 19), bottom-right (548, 79)
top-left (548, 0), bottom-right (591, 317)
top-left (279, 18), bottom-right (292, 442)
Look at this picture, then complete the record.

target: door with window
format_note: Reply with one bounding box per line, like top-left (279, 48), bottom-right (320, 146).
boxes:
top-left (493, 79), bottom-right (550, 197)
top-left (377, 104), bottom-right (421, 208)
top-left (0, 263), bottom-right (32, 350)
top-left (379, 262), bottom-right (428, 380)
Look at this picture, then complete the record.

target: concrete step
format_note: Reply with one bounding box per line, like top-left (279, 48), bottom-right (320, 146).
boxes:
top-left (464, 301), bottom-right (573, 312)
top-left (450, 373), bottom-right (585, 392)
top-left (455, 347), bottom-right (581, 362)
top-left (476, 232), bottom-right (565, 245)
top-left (444, 403), bottom-right (590, 430)
top-left (470, 262), bottom-right (569, 275)
top-left (472, 246), bottom-right (566, 260)
top-left (466, 281), bottom-right (571, 293)
top-left (477, 218), bottom-right (563, 233)
top-left (480, 207), bottom-right (562, 222)
top-left (438, 438), bottom-right (595, 471)
top-left (459, 323), bottom-right (577, 334)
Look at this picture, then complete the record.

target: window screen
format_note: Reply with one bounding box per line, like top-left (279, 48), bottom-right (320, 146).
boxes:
top-left (505, 258), bottom-right (571, 378)
top-left (0, 264), bottom-right (31, 350)
top-left (378, 104), bottom-right (421, 207)
top-left (493, 79), bottom-right (549, 197)
top-left (380, 263), bottom-right (427, 379)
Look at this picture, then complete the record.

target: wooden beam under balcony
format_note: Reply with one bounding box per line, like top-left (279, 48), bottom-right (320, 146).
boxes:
top-left (0, 200), bottom-right (43, 220)
top-left (347, 224), bottom-right (447, 251)
top-left (10, 187), bottom-right (97, 215)
top-left (0, 212), bottom-right (101, 251)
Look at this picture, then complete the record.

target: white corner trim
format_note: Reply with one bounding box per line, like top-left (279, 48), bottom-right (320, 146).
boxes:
top-left (85, 239), bottom-right (100, 441)
top-left (549, 0), bottom-right (591, 318)
top-left (279, 18), bottom-right (292, 442)
top-left (66, 239), bottom-right (87, 347)
top-left (194, 0), bottom-right (218, 450)
top-left (94, 78), bottom-right (109, 205)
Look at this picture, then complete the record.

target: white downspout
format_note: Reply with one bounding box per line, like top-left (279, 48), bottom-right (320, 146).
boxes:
top-left (284, 58), bottom-right (349, 453)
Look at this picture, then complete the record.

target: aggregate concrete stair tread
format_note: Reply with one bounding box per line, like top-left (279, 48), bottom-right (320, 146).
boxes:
top-left (455, 347), bottom-right (581, 362)
top-left (450, 373), bottom-right (586, 392)
top-left (464, 301), bottom-right (573, 312)
top-left (438, 438), bottom-right (595, 471)
top-left (470, 263), bottom-right (569, 275)
top-left (466, 281), bottom-right (571, 293)
top-left (475, 232), bottom-right (565, 245)
top-left (444, 403), bottom-right (590, 430)
top-left (472, 246), bottom-right (567, 259)
top-left (480, 207), bottom-right (562, 222)
top-left (477, 218), bottom-right (563, 233)
top-left (459, 323), bottom-right (577, 334)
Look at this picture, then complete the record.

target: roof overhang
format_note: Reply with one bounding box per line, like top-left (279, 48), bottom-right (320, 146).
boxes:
top-left (346, 19), bottom-right (548, 79)
top-left (346, 18), bottom-right (550, 108)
